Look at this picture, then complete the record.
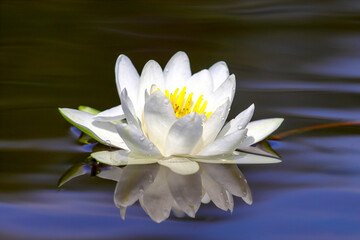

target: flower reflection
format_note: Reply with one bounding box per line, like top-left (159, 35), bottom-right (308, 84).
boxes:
top-left (59, 157), bottom-right (257, 223)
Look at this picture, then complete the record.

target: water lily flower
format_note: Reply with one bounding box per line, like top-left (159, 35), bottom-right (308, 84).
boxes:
top-left (59, 51), bottom-right (283, 175)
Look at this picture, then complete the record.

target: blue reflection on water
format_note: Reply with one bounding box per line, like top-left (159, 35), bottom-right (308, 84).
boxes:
top-left (1, 133), bottom-right (360, 240)
top-left (1, 0), bottom-right (360, 239)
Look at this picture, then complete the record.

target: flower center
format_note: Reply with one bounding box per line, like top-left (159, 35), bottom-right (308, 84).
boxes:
top-left (164, 87), bottom-right (212, 118)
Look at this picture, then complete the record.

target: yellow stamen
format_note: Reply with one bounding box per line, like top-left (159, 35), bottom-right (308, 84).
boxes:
top-left (174, 87), bottom-right (186, 117)
top-left (183, 93), bottom-right (193, 115)
top-left (170, 88), bottom-right (179, 106)
top-left (199, 100), bottom-right (208, 113)
top-left (193, 95), bottom-right (203, 113)
top-left (161, 88), bottom-right (212, 119)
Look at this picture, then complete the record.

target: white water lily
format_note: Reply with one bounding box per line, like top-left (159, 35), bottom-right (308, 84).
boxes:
top-left (59, 51), bottom-right (283, 175)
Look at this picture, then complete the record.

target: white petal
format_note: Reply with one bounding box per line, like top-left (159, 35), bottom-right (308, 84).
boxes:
top-left (115, 54), bottom-right (140, 106)
top-left (209, 61), bottom-right (230, 91)
top-left (93, 105), bottom-right (125, 122)
top-left (164, 51), bottom-right (191, 93)
top-left (197, 129), bottom-right (247, 157)
top-left (167, 169), bottom-right (202, 217)
top-left (165, 113), bottom-right (203, 156)
top-left (139, 167), bottom-right (173, 223)
top-left (239, 118), bottom-right (284, 147)
top-left (200, 99), bottom-right (231, 149)
top-left (143, 91), bottom-right (177, 153)
top-left (119, 89), bottom-right (141, 129)
top-left (239, 141), bottom-right (280, 159)
top-left (201, 169), bottom-right (231, 211)
top-left (158, 158), bottom-right (199, 175)
top-left (116, 123), bottom-right (162, 157)
top-left (194, 151), bottom-right (282, 164)
top-left (137, 60), bottom-right (165, 118)
top-left (186, 69), bottom-right (213, 101)
top-left (200, 164), bottom-right (247, 198)
top-left (91, 150), bottom-right (159, 166)
top-left (59, 108), bottom-right (128, 149)
top-left (217, 104), bottom-right (255, 138)
top-left (208, 74), bottom-right (236, 108)
top-left (114, 164), bottom-right (159, 207)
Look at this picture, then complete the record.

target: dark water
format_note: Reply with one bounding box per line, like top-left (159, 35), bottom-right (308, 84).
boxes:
top-left (1, 1), bottom-right (360, 239)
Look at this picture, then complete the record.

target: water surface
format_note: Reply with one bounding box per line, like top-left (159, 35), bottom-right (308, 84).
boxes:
top-left (1, 1), bottom-right (360, 239)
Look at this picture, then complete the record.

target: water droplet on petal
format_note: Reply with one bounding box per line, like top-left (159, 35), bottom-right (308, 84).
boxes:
top-left (163, 98), bottom-right (170, 105)
top-left (139, 136), bottom-right (145, 141)
top-left (237, 125), bottom-right (242, 130)
top-left (148, 143), bottom-right (154, 150)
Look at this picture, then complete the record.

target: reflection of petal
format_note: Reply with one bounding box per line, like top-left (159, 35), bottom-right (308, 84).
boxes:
top-left (119, 206), bottom-right (127, 220)
top-left (242, 180), bottom-right (253, 205)
top-left (226, 191), bottom-right (234, 212)
top-left (167, 169), bottom-right (202, 217)
top-left (201, 169), bottom-right (231, 211)
top-left (172, 200), bottom-right (186, 218)
top-left (57, 162), bottom-right (87, 187)
top-left (201, 192), bottom-right (211, 204)
top-left (200, 163), bottom-right (247, 198)
top-left (114, 164), bottom-right (159, 207)
top-left (97, 166), bottom-right (123, 182)
top-left (158, 158), bottom-right (199, 175)
top-left (139, 167), bottom-right (173, 223)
